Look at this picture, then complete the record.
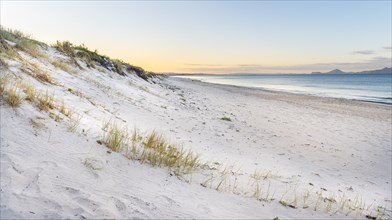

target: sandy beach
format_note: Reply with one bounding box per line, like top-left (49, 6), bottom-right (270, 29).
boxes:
top-left (163, 77), bottom-right (392, 204)
top-left (1, 36), bottom-right (391, 219)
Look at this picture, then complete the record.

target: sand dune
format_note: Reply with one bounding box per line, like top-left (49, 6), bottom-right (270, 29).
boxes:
top-left (1, 33), bottom-right (391, 219)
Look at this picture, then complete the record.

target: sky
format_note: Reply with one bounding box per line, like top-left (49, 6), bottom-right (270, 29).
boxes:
top-left (1, 1), bottom-right (391, 74)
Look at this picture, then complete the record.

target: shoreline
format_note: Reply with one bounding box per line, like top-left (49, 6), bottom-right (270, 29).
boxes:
top-left (164, 75), bottom-right (392, 210)
top-left (171, 75), bottom-right (392, 106)
top-left (169, 76), bottom-right (392, 121)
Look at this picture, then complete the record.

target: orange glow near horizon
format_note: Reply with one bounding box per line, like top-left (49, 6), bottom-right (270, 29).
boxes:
top-left (1, 1), bottom-right (391, 74)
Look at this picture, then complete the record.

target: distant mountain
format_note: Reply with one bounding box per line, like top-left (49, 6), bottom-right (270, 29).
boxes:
top-left (325, 69), bottom-right (345, 74)
top-left (312, 67), bottom-right (392, 74)
top-left (356, 67), bottom-right (391, 74)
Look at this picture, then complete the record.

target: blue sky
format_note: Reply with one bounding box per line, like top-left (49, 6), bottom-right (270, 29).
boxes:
top-left (1, 1), bottom-right (391, 73)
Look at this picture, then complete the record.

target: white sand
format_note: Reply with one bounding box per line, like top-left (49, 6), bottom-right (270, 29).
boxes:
top-left (1, 42), bottom-right (391, 219)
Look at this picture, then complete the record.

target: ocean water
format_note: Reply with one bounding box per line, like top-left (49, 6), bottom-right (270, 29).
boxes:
top-left (176, 74), bottom-right (392, 104)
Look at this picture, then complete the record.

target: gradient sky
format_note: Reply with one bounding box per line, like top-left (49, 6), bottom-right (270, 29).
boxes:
top-left (1, 1), bottom-right (391, 73)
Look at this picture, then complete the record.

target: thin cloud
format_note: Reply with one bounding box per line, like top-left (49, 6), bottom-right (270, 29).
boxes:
top-left (383, 46), bottom-right (392, 50)
top-left (352, 50), bottom-right (374, 55)
top-left (184, 63), bottom-right (229, 67)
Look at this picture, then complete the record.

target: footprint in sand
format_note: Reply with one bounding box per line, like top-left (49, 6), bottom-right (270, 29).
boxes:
top-left (108, 197), bottom-right (127, 215)
top-left (22, 167), bottom-right (44, 193)
top-left (74, 197), bottom-right (100, 212)
top-left (64, 186), bottom-right (81, 196)
top-left (161, 195), bottom-right (180, 207)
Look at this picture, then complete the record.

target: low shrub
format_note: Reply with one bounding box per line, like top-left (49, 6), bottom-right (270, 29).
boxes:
top-left (54, 41), bottom-right (75, 57)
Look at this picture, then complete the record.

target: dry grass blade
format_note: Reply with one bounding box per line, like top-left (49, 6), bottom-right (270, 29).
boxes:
top-left (102, 121), bottom-right (129, 152)
top-left (36, 89), bottom-right (54, 111)
top-left (4, 86), bottom-right (23, 108)
top-left (19, 81), bottom-right (36, 101)
top-left (0, 75), bottom-right (10, 96)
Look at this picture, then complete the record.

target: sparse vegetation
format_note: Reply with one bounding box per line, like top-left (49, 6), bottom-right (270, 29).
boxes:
top-left (36, 89), bottom-right (54, 111)
top-left (141, 131), bottom-right (201, 174)
top-left (4, 86), bottom-right (24, 108)
top-left (221, 116), bottom-right (232, 122)
top-left (19, 81), bottom-right (36, 101)
top-left (51, 59), bottom-right (71, 72)
top-left (0, 57), bottom-right (9, 69)
top-left (54, 41), bottom-right (75, 57)
top-left (0, 74), bottom-right (10, 96)
top-left (0, 27), bottom-right (46, 58)
top-left (101, 120), bottom-right (202, 174)
top-left (35, 69), bottom-right (53, 84)
top-left (68, 114), bottom-right (82, 132)
top-left (16, 38), bottom-right (44, 58)
top-left (58, 99), bottom-right (73, 118)
top-left (102, 120), bottom-right (130, 152)
top-left (20, 60), bottom-right (55, 84)
top-left (0, 37), bottom-right (19, 60)
top-left (83, 157), bottom-right (103, 171)
top-left (1, 26), bottom-right (31, 41)
top-left (2, 27), bottom-right (159, 81)
top-left (54, 40), bottom-right (158, 80)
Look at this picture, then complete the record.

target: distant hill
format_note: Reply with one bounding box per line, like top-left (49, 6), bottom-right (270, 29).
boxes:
top-left (325, 69), bottom-right (345, 74)
top-left (356, 67), bottom-right (392, 74)
top-left (312, 67), bottom-right (392, 74)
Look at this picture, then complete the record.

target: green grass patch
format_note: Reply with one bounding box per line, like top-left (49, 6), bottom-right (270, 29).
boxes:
top-left (221, 117), bottom-right (232, 122)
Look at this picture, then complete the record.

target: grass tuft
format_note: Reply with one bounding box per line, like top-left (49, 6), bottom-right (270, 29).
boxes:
top-left (16, 38), bottom-right (46, 58)
top-left (4, 86), bottom-right (23, 108)
top-left (102, 121), bottom-right (129, 152)
top-left (19, 81), bottom-right (36, 101)
top-left (54, 41), bottom-right (75, 57)
top-left (20, 60), bottom-right (55, 84)
top-left (35, 69), bottom-right (54, 84)
top-left (51, 59), bottom-right (71, 72)
top-left (101, 120), bottom-right (201, 174)
top-left (36, 89), bottom-right (54, 111)
top-left (0, 26), bottom-right (31, 41)
top-left (140, 130), bottom-right (201, 173)
top-left (0, 75), bottom-right (10, 96)
top-left (68, 114), bottom-right (82, 132)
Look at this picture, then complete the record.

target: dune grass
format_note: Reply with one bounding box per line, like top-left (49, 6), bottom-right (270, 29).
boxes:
top-left (36, 89), bottom-right (54, 111)
top-left (54, 41), bottom-right (75, 57)
top-left (16, 38), bottom-right (44, 58)
top-left (19, 82), bottom-right (37, 101)
top-left (2, 27), bottom-right (47, 58)
top-left (140, 131), bottom-right (201, 173)
top-left (0, 57), bottom-right (9, 69)
top-left (58, 99), bottom-right (73, 118)
top-left (102, 120), bottom-right (202, 174)
top-left (1, 37), bottom-right (20, 60)
top-left (67, 114), bottom-right (82, 132)
top-left (0, 26), bottom-right (31, 41)
top-left (31, 63), bottom-right (54, 84)
top-left (20, 60), bottom-right (55, 84)
top-left (0, 75), bottom-right (10, 96)
top-left (4, 86), bottom-right (24, 108)
top-left (51, 59), bottom-right (71, 72)
top-left (102, 120), bottom-right (130, 152)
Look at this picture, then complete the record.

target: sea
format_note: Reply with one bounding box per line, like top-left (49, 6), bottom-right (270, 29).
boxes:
top-left (175, 74), bottom-right (392, 105)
